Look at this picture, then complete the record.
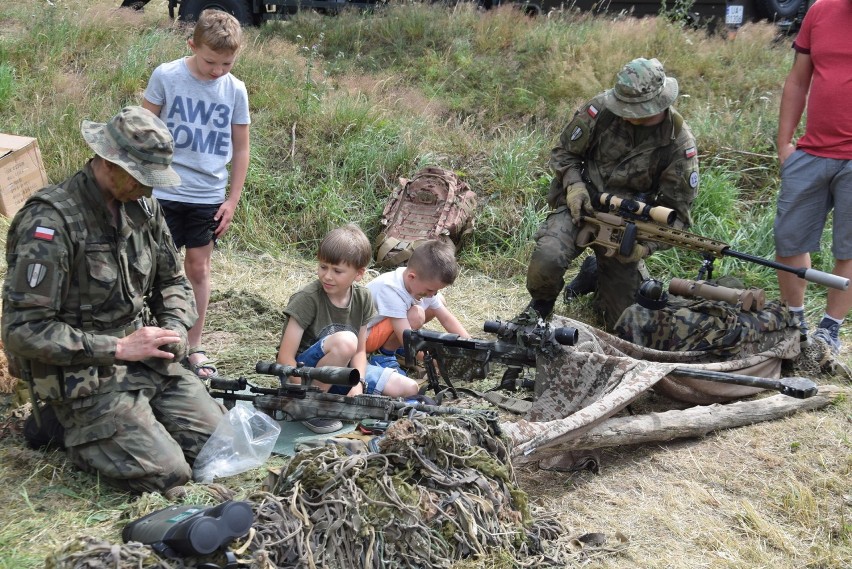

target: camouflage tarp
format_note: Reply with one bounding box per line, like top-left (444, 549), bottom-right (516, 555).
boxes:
top-left (502, 313), bottom-right (800, 466)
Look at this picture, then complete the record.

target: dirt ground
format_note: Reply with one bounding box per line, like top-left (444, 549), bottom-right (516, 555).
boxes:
top-left (0, 248), bottom-right (850, 568)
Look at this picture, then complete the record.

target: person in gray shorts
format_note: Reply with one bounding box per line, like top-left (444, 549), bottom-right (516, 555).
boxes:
top-left (775, 3), bottom-right (852, 355)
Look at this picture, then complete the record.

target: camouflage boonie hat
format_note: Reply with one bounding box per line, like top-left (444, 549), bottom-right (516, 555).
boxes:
top-left (81, 106), bottom-right (180, 188)
top-left (603, 57), bottom-right (679, 119)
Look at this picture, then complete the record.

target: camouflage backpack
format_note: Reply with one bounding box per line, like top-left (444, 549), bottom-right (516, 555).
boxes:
top-left (374, 167), bottom-right (477, 268)
top-left (613, 294), bottom-right (794, 360)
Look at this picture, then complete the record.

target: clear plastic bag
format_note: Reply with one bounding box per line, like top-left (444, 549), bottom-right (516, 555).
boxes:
top-left (193, 405), bottom-right (281, 483)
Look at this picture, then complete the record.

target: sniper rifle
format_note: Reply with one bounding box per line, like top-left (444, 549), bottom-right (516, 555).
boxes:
top-left (208, 361), bottom-right (499, 428)
top-left (576, 192), bottom-right (849, 291)
top-left (403, 310), bottom-right (579, 396)
top-left (405, 316), bottom-right (818, 400)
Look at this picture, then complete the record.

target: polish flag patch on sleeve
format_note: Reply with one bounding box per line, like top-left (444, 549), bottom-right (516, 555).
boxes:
top-left (34, 226), bottom-right (56, 241)
top-left (685, 147), bottom-right (697, 159)
top-left (587, 105), bottom-right (599, 118)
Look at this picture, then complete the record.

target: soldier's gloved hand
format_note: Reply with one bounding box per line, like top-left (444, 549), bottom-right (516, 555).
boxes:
top-left (565, 183), bottom-right (593, 224)
top-left (616, 243), bottom-right (650, 264)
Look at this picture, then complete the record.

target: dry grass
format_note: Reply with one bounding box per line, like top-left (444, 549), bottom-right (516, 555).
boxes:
top-left (1, 247), bottom-right (850, 568)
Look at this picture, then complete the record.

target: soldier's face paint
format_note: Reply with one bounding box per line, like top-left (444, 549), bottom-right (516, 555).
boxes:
top-left (109, 166), bottom-right (153, 202)
top-left (623, 111), bottom-right (666, 127)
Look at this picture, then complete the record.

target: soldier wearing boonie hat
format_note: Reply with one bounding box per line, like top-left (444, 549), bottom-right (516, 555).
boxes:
top-left (522, 56), bottom-right (700, 332)
top-left (603, 57), bottom-right (679, 119)
top-left (81, 105), bottom-right (181, 190)
top-left (2, 106), bottom-right (225, 494)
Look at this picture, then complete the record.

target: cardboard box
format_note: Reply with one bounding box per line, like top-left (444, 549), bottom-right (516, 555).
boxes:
top-left (0, 133), bottom-right (49, 218)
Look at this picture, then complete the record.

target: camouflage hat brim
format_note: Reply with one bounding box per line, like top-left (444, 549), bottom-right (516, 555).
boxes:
top-left (81, 120), bottom-right (181, 187)
top-left (604, 77), bottom-right (679, 119)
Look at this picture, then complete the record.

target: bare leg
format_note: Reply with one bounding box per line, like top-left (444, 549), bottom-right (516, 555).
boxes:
top-left (776, 252), bottom-right (810, 307)
top-left (825, 258), bottom-right (852, 320)
top-left (185, 243), bottom-right (214, 376)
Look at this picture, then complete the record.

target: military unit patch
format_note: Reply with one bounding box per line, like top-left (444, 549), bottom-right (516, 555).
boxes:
top-left (34, 226), bottom-right (55, 241)
top-left (689, 171), bottom-right (699, 188)
top-left (570, 126), bottom-right (583, 141)
top-left (27, 263), bottom-right (48, 288)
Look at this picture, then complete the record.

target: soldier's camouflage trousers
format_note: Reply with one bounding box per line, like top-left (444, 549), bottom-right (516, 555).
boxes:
top-left (526, 206), bottom-right (643, 331)
top-left (53, 367), bottom-right (225, 494)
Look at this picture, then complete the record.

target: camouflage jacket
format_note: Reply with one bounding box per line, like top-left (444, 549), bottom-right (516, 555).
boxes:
top-left (1, 161), bottom-right (197, 399)
top-left (547, 93), bottom-right (700, 228)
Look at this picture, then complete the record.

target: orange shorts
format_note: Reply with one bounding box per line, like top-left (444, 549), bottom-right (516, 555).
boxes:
top-left (365, 318), bottom-right (394, 353)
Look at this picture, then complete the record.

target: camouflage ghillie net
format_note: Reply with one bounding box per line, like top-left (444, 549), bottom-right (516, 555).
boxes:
top-left (788, 336), bottom-right (852, 380)
top-left (504, 310), bottom-right (803, 466)
top-left (252, 415), bottom-right (556, 568)
top-left (45, 415), bottom-right (581, 569)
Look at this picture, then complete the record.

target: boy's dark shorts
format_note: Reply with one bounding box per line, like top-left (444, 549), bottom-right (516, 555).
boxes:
top-left (158, 199), bottom-right (221, 249)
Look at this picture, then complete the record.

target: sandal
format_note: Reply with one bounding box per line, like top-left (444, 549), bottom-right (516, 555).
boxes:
top-left (187, 347), bottom-right (219, 379)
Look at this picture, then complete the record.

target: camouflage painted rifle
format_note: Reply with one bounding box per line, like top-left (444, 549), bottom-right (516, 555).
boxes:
top-left (405, 314), bottom-right (818, 400)
top-left (576, 192), bottom-right (849, 291)
top-left (208, 361), bottom-right (499, 426)
top-left (403, 311), bottom-right (579, 395)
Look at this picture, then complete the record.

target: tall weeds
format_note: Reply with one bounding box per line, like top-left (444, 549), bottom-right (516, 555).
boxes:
top-left (0, 0), bottom-right (810, 295)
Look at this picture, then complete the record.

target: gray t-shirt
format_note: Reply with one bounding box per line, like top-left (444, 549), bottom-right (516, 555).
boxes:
top-left (144, 57), bottom-right (250, 204)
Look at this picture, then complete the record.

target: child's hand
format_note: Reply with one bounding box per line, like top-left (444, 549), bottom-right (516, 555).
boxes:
top-left (214, 198), bottom-right (239, 237)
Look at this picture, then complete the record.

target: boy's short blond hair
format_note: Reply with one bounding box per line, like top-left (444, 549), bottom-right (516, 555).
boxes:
top-left (319, 224), bottom-right (372, 270)
top-left (193, 10), bottom-right (242, 53)
top-left (408, 240), bottom-right (459, 285)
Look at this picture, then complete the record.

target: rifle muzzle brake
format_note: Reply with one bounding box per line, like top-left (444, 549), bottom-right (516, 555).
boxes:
top-left (255, 361), bottom-right (360, 386)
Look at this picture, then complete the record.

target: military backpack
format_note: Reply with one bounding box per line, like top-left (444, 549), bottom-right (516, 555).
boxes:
top-left (373, 166), bottom-right (477, 268)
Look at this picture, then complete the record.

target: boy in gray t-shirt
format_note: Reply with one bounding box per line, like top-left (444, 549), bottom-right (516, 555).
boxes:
top-left (142, 10), bottom-right (251, 380)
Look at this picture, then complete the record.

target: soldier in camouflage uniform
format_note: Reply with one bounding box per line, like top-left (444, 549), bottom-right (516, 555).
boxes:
top-left (525, 57), bottom-right (700, 330)
top-left (2, 106), bottom-right (225, 494)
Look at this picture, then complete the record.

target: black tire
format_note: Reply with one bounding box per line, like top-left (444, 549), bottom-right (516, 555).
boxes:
top-left (179, 0), bottom-right (256, 25)
top-left (754, 0), bottom-right (804, 19)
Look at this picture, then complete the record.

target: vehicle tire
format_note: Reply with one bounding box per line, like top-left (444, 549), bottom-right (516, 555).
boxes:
top-left (754, 0), bottom-right (804, 19)
top-left (179, 0), bottom-right (257, 25)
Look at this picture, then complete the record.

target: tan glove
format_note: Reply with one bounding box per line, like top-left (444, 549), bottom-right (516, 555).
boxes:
top-left (616, 243), bottom-right (650, 264)
top-left (565, 182), bottom-right (593, 224)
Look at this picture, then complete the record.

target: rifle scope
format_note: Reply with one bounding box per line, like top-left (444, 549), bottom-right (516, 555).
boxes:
top-left (599, 192), bottom-right (676, 226)
top-left (255, 361), bottom-right (360, 386)
top-left (483, 321), bottom-right (579, 346)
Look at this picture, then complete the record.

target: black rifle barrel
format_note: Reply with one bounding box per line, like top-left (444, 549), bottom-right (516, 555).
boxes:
top-left (255, 361), bottom-right (360, 386)
top-left (669, 367), bottom-right (818, 399)
top-left (722, 248), bottom-right (848, 291)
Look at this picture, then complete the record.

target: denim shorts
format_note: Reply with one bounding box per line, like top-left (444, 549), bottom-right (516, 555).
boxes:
top-left (296, 338), bottom-right (394, 396)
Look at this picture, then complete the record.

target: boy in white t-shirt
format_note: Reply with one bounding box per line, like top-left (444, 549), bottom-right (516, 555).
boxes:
top-left (365, 240), bottom-right (470, 366)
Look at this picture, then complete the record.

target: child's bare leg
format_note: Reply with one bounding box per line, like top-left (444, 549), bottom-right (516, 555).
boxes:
top-left (380, 372), bottom-right (419, 398)
top-left (315, 331), bottom-right (358, 367)
top-left (185, 242), bottom-right (214, 376)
